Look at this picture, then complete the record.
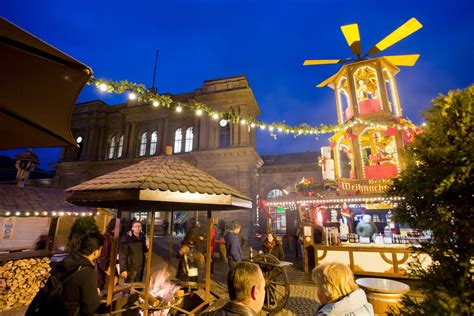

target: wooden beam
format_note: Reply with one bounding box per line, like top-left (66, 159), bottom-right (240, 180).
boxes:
top-left (46, 216), bottom-right (58, 252)
top-left (106, 209), bottom-right (122, 307)
top-left (205, 210), bottom-right (212, 303)
top-left (143, 211), bottom-right (155, 316)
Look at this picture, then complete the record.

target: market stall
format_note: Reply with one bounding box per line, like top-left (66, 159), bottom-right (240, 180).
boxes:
top-left (0, 184), bottom-right (109, 312)
top-left (65, 148), bottom-right (252, 315)
top-left (266, 194), bottom-right (431, 277)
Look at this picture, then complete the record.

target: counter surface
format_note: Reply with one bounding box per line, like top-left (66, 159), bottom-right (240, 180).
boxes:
top-left (310, 243), bottom-right (431, 278)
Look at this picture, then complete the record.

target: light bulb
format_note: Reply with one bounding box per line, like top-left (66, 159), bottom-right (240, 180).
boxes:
top-left (250, 123), bottom-right (256, 128)
top-left (176, 105), bottom-right (182, 112)
top-left (99, 83), bottom-right (107, 91)
top-left (196, 109), bottom-right (203, 116)
top-left (240, 119), bottom-right (247, 125)
top-left (269, 126), bottom-right (274, 131)
top-left (129, 92), bottom-right (137, 100)
top-left (260, 125), bottom-right (266, 130)
top-left (153, 101), bottom-right (159, 107)
top-left (219, 119), bottom-right (228, 127)
top-left (212, 113), bottom-right (219, 120)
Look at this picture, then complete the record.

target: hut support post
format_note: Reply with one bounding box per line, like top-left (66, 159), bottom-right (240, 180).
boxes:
top-left (205, 209), bottom-right (212, 303)
top-left (143, 211), bottom-right (155, 316)
top-left (169, 211), bottom-right (173, 267)
top-left (106, 209), bottom-right (122, 307)
top-left (46, 216), bottom-right (58, 252)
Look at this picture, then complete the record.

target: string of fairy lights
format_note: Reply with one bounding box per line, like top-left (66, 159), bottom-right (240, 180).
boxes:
top-left (88, 76), bottom-right (420, 137)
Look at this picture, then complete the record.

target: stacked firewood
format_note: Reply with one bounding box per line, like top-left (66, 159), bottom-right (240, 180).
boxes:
top-left (0, 257), bottom-right (51, 312)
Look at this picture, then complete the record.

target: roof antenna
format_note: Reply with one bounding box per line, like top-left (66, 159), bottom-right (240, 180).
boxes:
top-left (151, 50), bottom-right (159, 93)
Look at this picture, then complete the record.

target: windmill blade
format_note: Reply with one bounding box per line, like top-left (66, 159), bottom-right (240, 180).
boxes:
top-left (367, 18), bottom-right (423, 55)
top-left (341, 23), bottom-right (362, 55)
top-left (316, 73), bottom-right (339, 88)
top-left (384, 54), bottom-right (420, 66)
top-left (303, 59), bottom-right (344, 66)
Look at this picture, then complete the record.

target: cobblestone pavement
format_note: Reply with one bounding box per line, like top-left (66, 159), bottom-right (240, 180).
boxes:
top-left (154, 235), bottom-right (320, 315)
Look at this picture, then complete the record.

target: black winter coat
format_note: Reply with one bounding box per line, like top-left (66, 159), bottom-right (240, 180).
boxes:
top-left (119, 232), bottom-right (148, 273)
top-left (57, 252), bottom-right (101, 316)
top-left (262, 241), bottom-right (285, 261)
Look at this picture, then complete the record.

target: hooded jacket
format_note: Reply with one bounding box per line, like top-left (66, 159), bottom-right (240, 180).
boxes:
top-left (57, 252), bottom-right (100, 316)
top-left (316, 289), bottom-right (374, 316)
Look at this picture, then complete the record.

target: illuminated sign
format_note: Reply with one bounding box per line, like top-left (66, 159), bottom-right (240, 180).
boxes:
top-left (337, 178), bottom-right (392, 194)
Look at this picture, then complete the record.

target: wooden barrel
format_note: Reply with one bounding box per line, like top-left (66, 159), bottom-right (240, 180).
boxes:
top-left (356, 278), bottom-right (410, 315)
top-left (366, 291), bottom-right (404, 315)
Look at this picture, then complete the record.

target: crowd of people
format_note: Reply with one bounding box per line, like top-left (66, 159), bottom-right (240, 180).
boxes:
top-left (27, 217), bottom-right (375, 316)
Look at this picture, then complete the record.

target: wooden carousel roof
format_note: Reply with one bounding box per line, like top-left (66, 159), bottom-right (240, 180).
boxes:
top-left (65, 154), bottom-right (252, 211)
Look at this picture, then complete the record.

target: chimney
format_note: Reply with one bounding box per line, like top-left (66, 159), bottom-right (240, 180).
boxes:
top-left (165, 146), bottom-right (173, 155)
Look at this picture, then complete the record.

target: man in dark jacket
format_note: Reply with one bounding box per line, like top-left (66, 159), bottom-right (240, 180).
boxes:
top-left (202, 262), bottom-right (265, 316)
top-left (57, 232), bottom-right (105, 316)
top-left (224, 221), bottom-right (242, 272)
top-left (120, 220), bottom-right (149, 282)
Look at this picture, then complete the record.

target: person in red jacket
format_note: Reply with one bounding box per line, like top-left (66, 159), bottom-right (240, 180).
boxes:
top-left (210, 224), bottom-right (217, 273)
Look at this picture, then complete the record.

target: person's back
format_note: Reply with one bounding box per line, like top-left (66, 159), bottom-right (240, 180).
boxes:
top-left (203, 301), bottom-right (257, 316)
top-left (58, 233), bottom-right (104, 316)
top-left (312, 262), bottom-right (374, 316)
top-left (202, 262), bottom-right (265, 316)
top-left (316, 288), bottom-right (373, 316)
top-left (57, 252), bottom-right (99, 315)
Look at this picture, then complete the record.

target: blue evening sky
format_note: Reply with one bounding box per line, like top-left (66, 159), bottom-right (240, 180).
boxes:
top-left (1, 0), bottom-right (473, 170)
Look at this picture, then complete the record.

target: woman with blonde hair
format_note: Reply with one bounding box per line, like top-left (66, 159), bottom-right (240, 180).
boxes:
top-left (312, 262), bottom-right (374, 315)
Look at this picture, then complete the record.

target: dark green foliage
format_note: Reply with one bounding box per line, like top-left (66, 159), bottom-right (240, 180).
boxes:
top-left (66, 217), bottom-right (99, 252)
top-left (387, 85), bottom-right (474, 315)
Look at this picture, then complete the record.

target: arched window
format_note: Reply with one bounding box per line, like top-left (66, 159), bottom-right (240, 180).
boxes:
top-left (149, 131), bottom-right (158, 155)
top-left (267, 189), bottom-right (284, 199)
top-left (108, 136), bottom-right (116, 159)
top-left (117, 135), bottom-right (124, 158)
top-left (139, 132), bottom-right (147, 157)
top-left (219, 124), bottom-right (230, 148)
top-left (174, 128), bottom-right (182, 153)
top-left (184, 127), bottom-right (193, 152)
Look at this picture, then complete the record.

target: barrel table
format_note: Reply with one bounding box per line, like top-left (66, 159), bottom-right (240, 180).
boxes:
top-left (356, 278), bottom-right (410, 315)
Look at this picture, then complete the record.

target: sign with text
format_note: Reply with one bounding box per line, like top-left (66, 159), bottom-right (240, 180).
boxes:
top-left (337, 178), bottom-right (392, 194)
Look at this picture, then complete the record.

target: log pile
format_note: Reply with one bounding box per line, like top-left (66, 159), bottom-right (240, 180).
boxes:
top-left (0, 257), bottom-right (51, 312)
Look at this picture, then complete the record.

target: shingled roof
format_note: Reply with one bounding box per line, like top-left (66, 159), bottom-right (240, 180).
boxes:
top-left (65, 154), bottom-right (252, 211)
top-left (0, 184), bottom-right (96, 215)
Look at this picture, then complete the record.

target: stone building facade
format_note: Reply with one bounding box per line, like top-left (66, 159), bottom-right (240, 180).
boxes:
top-left (54, 75), bottom-right (322, 235)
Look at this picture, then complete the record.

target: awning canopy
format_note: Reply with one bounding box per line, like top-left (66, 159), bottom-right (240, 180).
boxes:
top-left (65, 154), bottom-right (253, 211)
top-left (0, 18), bottom-right (92, 149)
